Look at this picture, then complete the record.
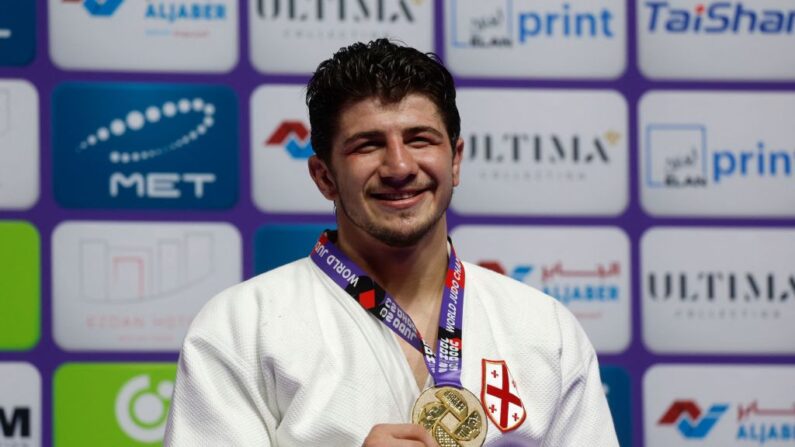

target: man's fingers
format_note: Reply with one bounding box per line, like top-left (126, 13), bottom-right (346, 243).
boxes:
top-left (362, 423), bottom-right (436, 447)
top-left (420, 429), bottom-right (436, 446)
top-left (389, 423), bottom-right (432, 440)
top-left (410, 425), bottom-right (436, 445)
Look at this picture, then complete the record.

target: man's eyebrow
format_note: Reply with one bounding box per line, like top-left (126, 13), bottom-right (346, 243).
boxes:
top-left (341, 126), bottom-right (444, 146)
top-left (342, 130), bottom-right (383, 147)
top-left (404, 126), bottom-right (444, 138)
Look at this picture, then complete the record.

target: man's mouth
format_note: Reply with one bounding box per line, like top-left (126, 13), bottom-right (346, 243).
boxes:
top-left (370, 190), bottom-right (424, 201)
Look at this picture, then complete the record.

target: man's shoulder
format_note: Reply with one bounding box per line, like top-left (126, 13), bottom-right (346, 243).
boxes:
top-left (211, 257), bottom-right (315, 304)
top-left (186, 258), bottom-right (320, 340)
top-left (245, 257), bottom-right (319, 292)
top-left (462, 260), bottom-right (559, 311)
top-left (462, 260), bottom-right (588, 349)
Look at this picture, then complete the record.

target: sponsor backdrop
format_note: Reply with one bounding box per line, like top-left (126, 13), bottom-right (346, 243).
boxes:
top-left (0, 0), bottom-right (793, 445)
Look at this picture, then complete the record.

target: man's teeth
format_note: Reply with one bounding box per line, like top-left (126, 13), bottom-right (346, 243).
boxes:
top-left (378, 191), bottom-right (419, 200)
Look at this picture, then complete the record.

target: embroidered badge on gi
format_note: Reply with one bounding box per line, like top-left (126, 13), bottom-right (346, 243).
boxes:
top-left (481, 359), bottom-right (526, 432)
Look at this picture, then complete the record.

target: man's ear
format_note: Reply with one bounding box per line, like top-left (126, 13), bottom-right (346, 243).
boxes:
top-left (452, 137), bottom-right (464, 187)
top-left (308, 155), bottom-right (338, 200)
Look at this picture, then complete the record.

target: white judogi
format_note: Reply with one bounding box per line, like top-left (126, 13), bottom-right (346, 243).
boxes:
top-left (165, 259), bottom-right (618, 447)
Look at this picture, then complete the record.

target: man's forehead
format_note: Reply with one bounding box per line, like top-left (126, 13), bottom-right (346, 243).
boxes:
top-left (335, 93), bottom-right (445, 134)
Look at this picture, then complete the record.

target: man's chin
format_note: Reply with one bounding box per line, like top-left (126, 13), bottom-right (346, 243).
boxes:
top-left (366, 222), bottom-right (435, 248)
top-left (337, 199), bottom-right (445, 248)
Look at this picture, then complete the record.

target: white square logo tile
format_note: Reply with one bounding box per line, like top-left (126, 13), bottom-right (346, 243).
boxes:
top-left (52, 221), bottom-right (242, 351)
top-left (454, 88), bottom-right (628, 216)
top-left (645, 365), bottom-right (795, 446)
top-left (250, 85), bottom-right (332, 213)
top-left (49, 0), bottom-right (238, 72)
top-left (642, 227), bottom-right (795, 354)
top-left (249, 0), bottom-right (433, 74)
top-left (0, 362), bottom-right (40, 446)
top-left (638, 0), bottom-right (795, 80)
top-left (640, 91), bottom-right (795, 217)
top-left (452, 225), bottom-right (631, 354)
top-left (0, 80), bottom-right (38, 209)
top-left (445, 0), bottom-right (626, 79)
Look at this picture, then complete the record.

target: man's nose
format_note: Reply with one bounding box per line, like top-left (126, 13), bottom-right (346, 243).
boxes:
top-left (378, 136), bottom-right (418, 185)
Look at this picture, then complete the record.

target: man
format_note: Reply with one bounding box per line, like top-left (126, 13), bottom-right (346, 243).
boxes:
top-left (165, 39), bottom-right (618, 446)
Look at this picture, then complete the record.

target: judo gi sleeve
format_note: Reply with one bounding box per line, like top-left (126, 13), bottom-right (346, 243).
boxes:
top-left (540, 304), bottom-right (620, 447)
top-left (164, 332), bottom-right (277, 446)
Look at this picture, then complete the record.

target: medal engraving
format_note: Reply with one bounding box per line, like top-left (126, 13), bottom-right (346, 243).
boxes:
top-left (412, 386), bottom-right (487, 447)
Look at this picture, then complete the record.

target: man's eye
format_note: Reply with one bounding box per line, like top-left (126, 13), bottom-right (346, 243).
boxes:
top-left (409, 137), bottom-right (432, 147)
top-left (354, 142), bottom-right (380, 152)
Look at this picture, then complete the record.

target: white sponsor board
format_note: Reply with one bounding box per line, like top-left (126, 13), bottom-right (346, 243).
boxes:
top-left (250, 85), bottom-right (333, 213)
top-left (452, 225), bottom-right (631, 354)
top-left (249, 0), bottom-right (433, 74)
top-left (453, 89), bottom-right (628, 216)
top-left (0, 80), bottom-right (38, 209)
top-left (638, 0), bottom-right (795, 80)
top-left (49, 0), bottom-right (238, 72)
top-left (444, 0), bottom-right (626, 79)
top-left (640, 91), bottom-right (795, 217)
top-left (52, 221), bottom-right (241, 351)
top-left (0, 362), bottom-right (40, 446)
top-left (645, 364), bottom-right (795, 447)
top-left (642, 227), bottom-right (795, 354)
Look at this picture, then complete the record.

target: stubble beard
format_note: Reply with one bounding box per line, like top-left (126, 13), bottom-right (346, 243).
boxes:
top-left (336, 187), bottom-right (453, 248)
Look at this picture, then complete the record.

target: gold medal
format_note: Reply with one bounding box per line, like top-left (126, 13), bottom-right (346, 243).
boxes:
top-left (411, 386), bottom-right (487, 447)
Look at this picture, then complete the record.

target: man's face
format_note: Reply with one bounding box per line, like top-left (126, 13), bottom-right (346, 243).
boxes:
top-left (310, 93), bottom-right (463, 247)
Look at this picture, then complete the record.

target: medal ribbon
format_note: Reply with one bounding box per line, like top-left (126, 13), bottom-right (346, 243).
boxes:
top-left (310, 230), bottom-right (465, 388)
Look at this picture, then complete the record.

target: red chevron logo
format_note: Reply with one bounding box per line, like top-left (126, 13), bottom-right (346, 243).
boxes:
top-left (659, 401), bottom-right (701, 424)
top-left (266, 121), bottom-right (309, 145)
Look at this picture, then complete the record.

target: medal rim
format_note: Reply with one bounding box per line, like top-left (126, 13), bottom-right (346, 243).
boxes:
top-left (411, 385), bottom-right (487, 447)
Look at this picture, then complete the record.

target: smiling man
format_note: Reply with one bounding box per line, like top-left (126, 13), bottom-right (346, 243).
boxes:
top-left (165, 40), bottom-right (619, 447)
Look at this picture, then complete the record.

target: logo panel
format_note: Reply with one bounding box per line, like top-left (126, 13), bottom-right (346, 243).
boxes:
top-left (52, 221), bottom-right (241, 351)
top-left (452, 225), bottom-right (631, 354)
top-left (639, 0), bottom-right (795, 80)
top-left (445, 0), bottom-right (626, 78)
top-left (642, 227), bottom-right (795, 354)
top-left (453, 89), bottom-right (628, 216)
top-left (0, 363), bottom-right (40, 446)
top-left (54, 363), bottom-right (175, 446)
top-left (640, 91), bottom-right (795, 216)
top-left (644, 364), bottom-right (795, 446)
top-left (249, 0), bottom-right (433, 73)
top-left (49, 0), bottom-right (238, 72)
top-left (601, 366), bottom-right (632, 447)
top-left (0, 221), bottom-right (40, 351)
top-left (251, 85), bottom-right (333, 213)
top-left (0, 1), bottom-right (35, 66)
top-left (53, 82), bottom-right (238, 209)
top-left (254, 223), bottom-right (333, 274)
top-left (0, 80), bottom-right (39, 210)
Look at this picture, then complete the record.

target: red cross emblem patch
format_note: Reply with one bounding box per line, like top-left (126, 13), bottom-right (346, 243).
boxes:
top-left (481, 359), bottom-right (526, 432)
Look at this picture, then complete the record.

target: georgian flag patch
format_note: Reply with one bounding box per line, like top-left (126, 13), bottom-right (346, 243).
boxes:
top-left (481, 359), bottom-right (526, 432)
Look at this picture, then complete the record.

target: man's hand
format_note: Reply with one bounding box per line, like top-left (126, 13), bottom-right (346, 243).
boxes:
top-left (362, 423), bottom-right (436, 447)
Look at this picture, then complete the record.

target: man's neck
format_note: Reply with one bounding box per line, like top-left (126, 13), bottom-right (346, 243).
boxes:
top-left (335, 223), bottom-right (450, 307)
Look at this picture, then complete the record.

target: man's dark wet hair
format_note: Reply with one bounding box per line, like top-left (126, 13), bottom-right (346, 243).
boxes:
top-left (306, 39), bottom-right (460, 164)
